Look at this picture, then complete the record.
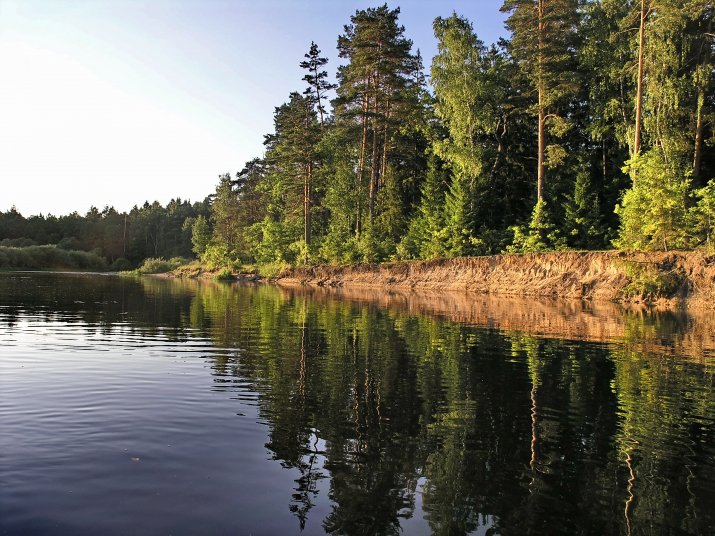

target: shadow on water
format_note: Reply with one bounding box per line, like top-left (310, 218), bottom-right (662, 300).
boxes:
top-left (1, 272), bottom-right (713, 535)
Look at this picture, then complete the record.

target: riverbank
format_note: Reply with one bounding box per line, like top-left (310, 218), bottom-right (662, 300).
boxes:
top-left (274, 251), bottom-right (715, 310)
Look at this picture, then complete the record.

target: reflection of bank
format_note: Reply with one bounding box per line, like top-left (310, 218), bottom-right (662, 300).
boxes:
top-left (275, 284), bottom-right (715, 362)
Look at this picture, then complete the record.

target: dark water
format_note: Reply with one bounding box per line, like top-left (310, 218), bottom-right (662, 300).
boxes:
top-left (1, 273), bottom-right (713, 536)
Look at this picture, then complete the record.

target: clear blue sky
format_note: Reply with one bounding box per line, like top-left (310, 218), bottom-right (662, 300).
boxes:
top-left (0, 0), bottom-right (507, 216)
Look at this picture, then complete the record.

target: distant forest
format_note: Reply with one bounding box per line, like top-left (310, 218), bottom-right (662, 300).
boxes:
top-left (2, 2), bottom-right (714, 268)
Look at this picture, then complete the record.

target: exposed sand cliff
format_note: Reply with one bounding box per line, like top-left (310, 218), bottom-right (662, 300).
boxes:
top-left (276, 251), bottom-right (715, 310)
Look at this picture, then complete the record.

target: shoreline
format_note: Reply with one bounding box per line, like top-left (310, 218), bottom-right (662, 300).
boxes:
top-left (272, 251), bottom-right (715, 311)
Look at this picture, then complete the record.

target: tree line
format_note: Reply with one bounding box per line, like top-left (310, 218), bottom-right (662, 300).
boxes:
top-left (0, 199), bottom-right (209, 269)
top-left (198, 2), bottom-right (714, 266)
top-left (3, 2), bottom-right (714, 268)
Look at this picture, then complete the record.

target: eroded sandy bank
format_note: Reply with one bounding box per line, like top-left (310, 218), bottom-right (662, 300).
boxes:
top-left (276, 251), bottom-right (715, 309)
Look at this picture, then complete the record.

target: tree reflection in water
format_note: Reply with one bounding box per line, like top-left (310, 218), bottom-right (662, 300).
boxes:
top-left (2, 273), bottom-right (712, 535)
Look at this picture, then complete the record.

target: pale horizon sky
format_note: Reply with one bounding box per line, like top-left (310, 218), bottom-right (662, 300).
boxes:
top-left (0, 0), bottom-right (507, 217)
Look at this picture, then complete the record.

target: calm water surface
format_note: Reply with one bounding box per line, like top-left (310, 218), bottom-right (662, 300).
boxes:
top-left (1, 272), bottom-right (713, 535)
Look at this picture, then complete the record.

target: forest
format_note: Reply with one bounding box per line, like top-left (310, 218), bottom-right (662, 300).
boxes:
top-left (1, 1), bottom-right (714, 270)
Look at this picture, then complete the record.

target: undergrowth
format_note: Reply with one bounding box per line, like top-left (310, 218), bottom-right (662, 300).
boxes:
top-left (621, 261), bottom-right (685, 300)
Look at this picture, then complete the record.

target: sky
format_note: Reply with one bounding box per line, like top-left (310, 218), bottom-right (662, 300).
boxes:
top-left (0, 0), bottom-right (507, 217)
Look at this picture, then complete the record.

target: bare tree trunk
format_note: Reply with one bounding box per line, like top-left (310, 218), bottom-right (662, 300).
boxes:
top-left (369, 79), bottom-right (380, 223)
top-left (380, 98), bottom-right (390, 190)
top-left (537, 0), bottom-right (545, 202)
top-left (634, 0), bottom-right (647, 158)
top-left (693, 19), bottom-right (712, 183)
top-left (601, 139), bottom-right (606, 184)
top-left (694, 90), bottom-right (705, 182)
top-left (356, 90), bottom-right (370, 236)
top-left (304, 163), bottom-right (311, 249)
top-left (369, 118), bottom-right (379, 222)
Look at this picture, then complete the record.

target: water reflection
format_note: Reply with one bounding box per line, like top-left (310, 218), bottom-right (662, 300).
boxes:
top-left (1, 272), bottom-right (713, 535)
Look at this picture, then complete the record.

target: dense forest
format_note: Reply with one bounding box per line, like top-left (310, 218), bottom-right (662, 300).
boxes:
top-left (2, 2), bottom-right (714, 269)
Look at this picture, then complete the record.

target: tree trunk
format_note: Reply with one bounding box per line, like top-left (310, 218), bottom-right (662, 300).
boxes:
top-left (602, 139), bottom-right (607, 183)
top-left (356, 91), bottom-right (370, 236)
top-left (634, 0), bottom-right (647, 158)
top-left (369, 79), bottom-right (380, 222)
top-left (380, 98), bottom-right (390, 190)
top-left (304, 162), bottom-right (311, 248)
top-left (369, 119), bottom-right (380, 222)
top-left (693, 18), bottom-right (712, 183)
top-left (537, 0), bottom-right (545, 202)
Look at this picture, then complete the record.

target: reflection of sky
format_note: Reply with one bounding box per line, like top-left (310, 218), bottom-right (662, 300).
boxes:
top-left (0, 311), bottom-right (298, 535)
top-left (2, 273), bottom-right (715, 535)
top-left (0, 0), bottom-right (507, 217)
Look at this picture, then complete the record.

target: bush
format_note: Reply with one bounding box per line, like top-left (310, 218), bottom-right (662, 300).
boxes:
top-left (200, 243), bottom-right (232, 270)
top-left (0, 245), bottom-right (107, 271)
top-left (136, 257), bottom-right (187, 274)
top-left (621, 261), bottom-right (685, 300)
top-left (693, 179), bottom-right (715, 251)
top-left (256, 262), bottom-right (290, 279)
top-left (110, 257), bottom-right (133, 271)
top-left (213, 267), bottom-right (234, 281)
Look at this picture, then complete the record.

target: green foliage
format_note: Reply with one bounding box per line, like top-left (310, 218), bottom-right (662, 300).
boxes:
top-left (621, 261), bottom-right (685, 300)
top-left (4, 4), bottom-right (714, 265)
top-left (255, 261), bottom-right (290, 279)
top-left (614, 152), bottom-right (692, 251)
top-left (189, 215), bottom-right (211, 257)
top-left (506, 200), bottom-right (567, 253)
top-left (431, 14), bottom-right (497, 180)
top-left (397, 163), bottom-right (450, 261)
top-left (0, 245), bottom-right (108, 271)
top-left (249, 217), bottom-right (293, 265)
top-left (136, 256), bottom-right (187, 274)
top-left (565, 164), bottom-right (606, 249)
top-left (693, 180), bottom-right (715, 251)
top-left (110, 257), bottom-right (132, 271)
top-left (200, 243), bottom-right (232, 270)
top-left (213, 267), bottom-right (234, 281)
top-left (443, 175), bottom-right (476, 258)
top-left (406, 155), bottom-right (448, 260)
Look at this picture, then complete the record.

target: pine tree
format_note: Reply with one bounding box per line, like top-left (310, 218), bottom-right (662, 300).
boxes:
top-left (334, 5), bottom-right (421, 233)
top-left (262, 92), bottom-right (320, 262)
top-left (501, 0), bottom-right (581, 201)
top-left (300, 42), bottom-right (336, 127)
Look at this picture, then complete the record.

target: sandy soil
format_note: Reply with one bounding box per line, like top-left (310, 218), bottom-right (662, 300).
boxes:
top-left (275, 251), bottom-right (715, 310)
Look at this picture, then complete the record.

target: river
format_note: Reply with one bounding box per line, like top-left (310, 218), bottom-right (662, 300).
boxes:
top-left (1, 272), bottom-right (713, 535)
